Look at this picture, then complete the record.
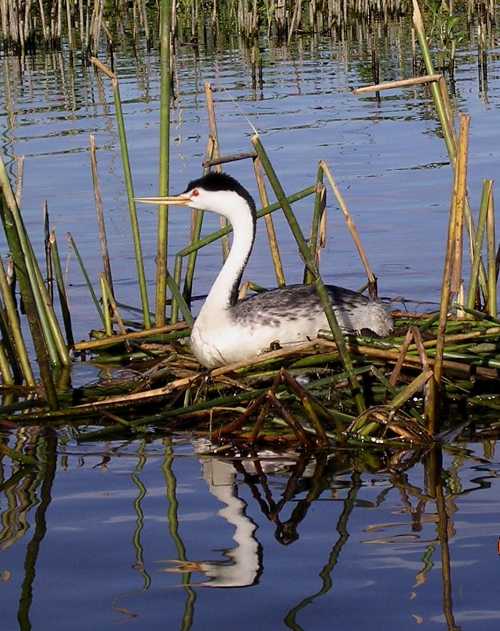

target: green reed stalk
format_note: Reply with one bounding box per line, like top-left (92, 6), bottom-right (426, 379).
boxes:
top-left (91, 58), bottom-right (151, 329)
top-left (177, 185), bottom-right (316, 257)
top-left (100, 274), bottom-right (113, 336)
top-left (412, 1), bottom-right (455, 159)
top-left (466, 180), bottom-right (491, 311)
top-left (66, 232), bottom-right (104, 325)
top-left (27, 237), bottom-right (70, 366)
top-left (486, 189), bottom-right (497, 318)
top-left (0, 303), bottom-right (22, 383)
top-left (0, 340), bottom-right (14, 386)
top-left (413, 0), bottom-right (488, 299)
top-left (155, 0), bottom-right (172, 327)
top-left (170, 254), bottom-right (183, 324)
top-left (304, 163), bottom-right (325, 284)
top-left (0, 257), bottom-right (35, 386)
top-left (0, 156), bottom-right (58, 409)
top-left (166, 271), bottom-right (193, 326)
top-left (0, 165), bottom-right (59, 369)
top-left (251, 134), bottom-right (365, 413)
top-left (49, 231), bottom-right (74, 347)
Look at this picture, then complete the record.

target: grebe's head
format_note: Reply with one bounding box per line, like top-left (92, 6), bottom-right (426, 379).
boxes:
top-left (136, 172), bottom-right (256, 223)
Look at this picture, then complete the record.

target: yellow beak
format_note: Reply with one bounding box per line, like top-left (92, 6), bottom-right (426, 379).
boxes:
top-left (135, 194), bottom-right (191, 206)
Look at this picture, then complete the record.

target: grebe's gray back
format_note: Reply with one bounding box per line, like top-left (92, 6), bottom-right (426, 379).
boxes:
top-left (137, 172), bottom-right (393, 368)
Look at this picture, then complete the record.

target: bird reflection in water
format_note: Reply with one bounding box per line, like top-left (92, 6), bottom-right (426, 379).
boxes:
top-left (166, 445), bottom-right (353, 587)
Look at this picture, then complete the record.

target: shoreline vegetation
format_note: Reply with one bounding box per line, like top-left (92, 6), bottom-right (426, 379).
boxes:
top-left (0, 0), bottom-right (496, 55)
top-left (0, 1), bottom-right (499, 467)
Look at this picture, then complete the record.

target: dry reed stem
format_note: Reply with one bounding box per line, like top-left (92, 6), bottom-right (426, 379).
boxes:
top-left (89, 134), bottom-right (114, 296)
top-left (450, 115), bottom-right (470, 293)
top-left (204, 82), bottom-right (229, 260)
top-left (434, 114), bottom-right (470, 405)
top-left (253, 157), bottom-right (286, 287)
top-left (319, 160), bottom-right (377, 297)
top-left (353, 73), bottom-right (442, 94)
top-left (74, 321), bottom-right (188, 351)
top-left (202, 152), bottom-right (257, 169)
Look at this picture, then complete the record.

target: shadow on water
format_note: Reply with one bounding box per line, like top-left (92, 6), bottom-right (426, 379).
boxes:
top-left (3, 432), bottom-right (499, 629)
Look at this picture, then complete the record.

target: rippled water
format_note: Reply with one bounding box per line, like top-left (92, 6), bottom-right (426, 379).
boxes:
top-left (1, 16), bottom-right (500, 631)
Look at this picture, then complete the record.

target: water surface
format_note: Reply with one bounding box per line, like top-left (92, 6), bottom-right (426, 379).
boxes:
top-left (1, 15), bottom-right (500, 631)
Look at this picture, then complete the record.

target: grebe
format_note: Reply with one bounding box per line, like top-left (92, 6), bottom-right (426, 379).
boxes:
top-left (138, 172), bottom-right (393, 368)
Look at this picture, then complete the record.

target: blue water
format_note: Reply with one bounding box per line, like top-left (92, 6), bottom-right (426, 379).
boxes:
top-left (1, 15), bottom-right (500, 631)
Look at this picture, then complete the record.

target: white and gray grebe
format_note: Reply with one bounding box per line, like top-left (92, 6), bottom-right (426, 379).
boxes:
top-left (138, 172), bottom-right (393, 368)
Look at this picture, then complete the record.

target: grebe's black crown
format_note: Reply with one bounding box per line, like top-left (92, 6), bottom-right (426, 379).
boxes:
top-left (184, 172), bottom-right (256, 217)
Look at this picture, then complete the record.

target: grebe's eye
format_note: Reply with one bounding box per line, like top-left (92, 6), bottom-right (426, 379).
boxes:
top-left (191, 189), bottom-right (199, 197)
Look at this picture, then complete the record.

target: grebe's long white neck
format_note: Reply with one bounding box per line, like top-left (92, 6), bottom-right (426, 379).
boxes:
top-left (198, 190), bottom-right (255, 316)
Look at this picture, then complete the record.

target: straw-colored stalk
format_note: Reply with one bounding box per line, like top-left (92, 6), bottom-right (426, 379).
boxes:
top-left (353, 73), bottom-right (442, 94)
top-left (74, 321), bottom-right (188, 352)
top-left (450, 116), bottom-right (470, 295)
top-left (486, 189), bottom-right (497, 318)
top-left (15, 156), bottom-right (24, 206)
top-left (155, 0), bottom-right (172, 327)
top-left (389, 325), bottom-right (435, 432)
top-left (253, 157), bottom-right (286, 287)
top-left (205, 82), bottom-right (230, 260)
top-left (89, 134), bottom-right (114, 296)
top-left (433, 114), bottom-right (470, 417)
top-left (90, 57), bottom-right (151, 329)
top-left (251, 134), bottom-right (365, 413)
top-left (0, 257), bottom-right (35, 386)
top-left (319, 160), bottom-right (377, 298)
